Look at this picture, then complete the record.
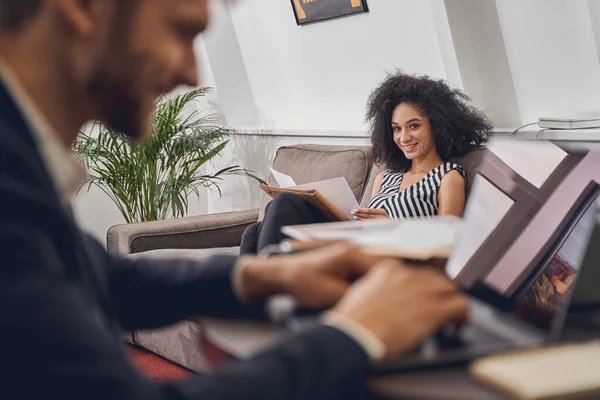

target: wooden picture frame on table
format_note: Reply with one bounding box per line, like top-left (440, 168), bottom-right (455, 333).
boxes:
top-left (291, 0), bottom-right (369, 26)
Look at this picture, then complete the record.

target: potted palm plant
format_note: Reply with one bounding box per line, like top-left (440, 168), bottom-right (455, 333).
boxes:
top-left (73, 88), bottom-right (264, 224)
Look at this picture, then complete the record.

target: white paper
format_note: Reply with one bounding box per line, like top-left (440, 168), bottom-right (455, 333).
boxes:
top-left (283, 217), bottom-right (462, 254)
top-left (268, 167), bottom-right (297, 188)
top-left (369, 217), bottom-right (462, 252)
top-left (294, 177), bottom-right (359, 220)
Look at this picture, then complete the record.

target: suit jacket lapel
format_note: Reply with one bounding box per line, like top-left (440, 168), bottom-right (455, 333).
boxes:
top-left (0, 80), bottom-right (118, 332)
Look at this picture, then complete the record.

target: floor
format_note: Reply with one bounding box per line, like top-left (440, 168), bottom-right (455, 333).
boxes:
top-left (126, 344), bottom-right (191, 382)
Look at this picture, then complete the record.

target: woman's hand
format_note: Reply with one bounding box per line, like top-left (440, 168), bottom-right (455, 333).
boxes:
top-left (351, 208), bottom-right (389, 220)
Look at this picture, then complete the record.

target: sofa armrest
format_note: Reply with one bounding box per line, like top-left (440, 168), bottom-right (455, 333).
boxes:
top-left (106, 209), bottom-right (259, 257)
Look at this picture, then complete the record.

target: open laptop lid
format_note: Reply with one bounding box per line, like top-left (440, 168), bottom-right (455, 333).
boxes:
top-left (445, 137), bottom-right (600, 333)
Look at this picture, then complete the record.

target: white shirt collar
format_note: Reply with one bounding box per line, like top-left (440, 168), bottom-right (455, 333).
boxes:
top-left (0, 60), bottom-right (85, 205)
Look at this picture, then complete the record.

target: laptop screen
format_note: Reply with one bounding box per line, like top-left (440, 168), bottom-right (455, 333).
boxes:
top-left (512, 194), bottom-right (597, 329)
top-left (446, 138), bottom-right (600, 330)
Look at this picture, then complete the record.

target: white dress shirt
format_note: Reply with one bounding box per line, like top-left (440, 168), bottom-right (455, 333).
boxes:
top-left (0, 60), bottom-right (85, 206)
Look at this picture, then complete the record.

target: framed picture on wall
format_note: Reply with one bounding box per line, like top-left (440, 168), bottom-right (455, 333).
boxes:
top-left (291, 0), bottom-right (369, 26)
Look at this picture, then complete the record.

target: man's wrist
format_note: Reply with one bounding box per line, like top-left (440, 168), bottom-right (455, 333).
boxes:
top-left (233, 256), bottom-right (287, 302)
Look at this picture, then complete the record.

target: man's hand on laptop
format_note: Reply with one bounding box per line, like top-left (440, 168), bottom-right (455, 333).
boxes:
top-left (240, 243), bottom-right (467, 359)
top-left (239, 242), bottom-right (382, 308)
top-left (329, 260), bottom-right (469, 360)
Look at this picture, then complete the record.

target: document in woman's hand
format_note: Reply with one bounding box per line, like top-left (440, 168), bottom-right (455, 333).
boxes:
top-left (261, 168), bottom-right (359, 221)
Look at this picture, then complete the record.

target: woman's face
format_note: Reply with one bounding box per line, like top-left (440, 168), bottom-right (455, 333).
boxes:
top-left (391, 103), bottom-right (436, 161)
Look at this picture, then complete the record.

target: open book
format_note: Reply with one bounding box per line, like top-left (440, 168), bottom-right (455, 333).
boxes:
top-left (259, 167), bottom-right (359, 221)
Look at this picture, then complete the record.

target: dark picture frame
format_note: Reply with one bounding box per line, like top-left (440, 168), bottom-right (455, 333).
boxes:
top-left (291, 0), bottom-right (369, 26)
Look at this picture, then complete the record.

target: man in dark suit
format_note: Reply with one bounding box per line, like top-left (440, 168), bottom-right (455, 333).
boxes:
top-left (0, 0), bottom-right (468, 399)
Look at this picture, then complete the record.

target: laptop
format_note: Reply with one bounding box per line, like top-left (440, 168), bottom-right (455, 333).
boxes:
top-left (372, 137), bottom-right (600, 373)
top-left (273, 137), bottom-right (600, 373)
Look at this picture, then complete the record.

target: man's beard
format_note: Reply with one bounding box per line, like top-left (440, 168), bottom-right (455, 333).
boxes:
top-left (87, 0), bottom-right (149, 139)
top-left (88, 69), bottom-right (151, 140)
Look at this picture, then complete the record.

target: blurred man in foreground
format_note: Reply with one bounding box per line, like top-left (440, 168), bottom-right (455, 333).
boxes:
top-left (0, 0), bottom-right (468, 398)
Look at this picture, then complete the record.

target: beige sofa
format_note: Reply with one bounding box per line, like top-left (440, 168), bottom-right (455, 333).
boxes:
top-left (107, 144), bottom-right (486, 371)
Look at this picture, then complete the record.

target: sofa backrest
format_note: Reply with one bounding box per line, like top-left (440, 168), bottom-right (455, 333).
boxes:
top-left (260, 144), bottom-right (490, 218)
top-left (358, 147), bottom-right (490, 207)
top-left (259, 145), bottom-right (373, 219)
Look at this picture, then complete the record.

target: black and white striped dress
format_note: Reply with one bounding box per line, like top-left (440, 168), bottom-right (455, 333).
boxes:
top-left (367, 162), bottom-right (466, 219)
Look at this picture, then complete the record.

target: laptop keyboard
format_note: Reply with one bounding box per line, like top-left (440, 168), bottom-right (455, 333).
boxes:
top-left (421, 324), bottom-right (508, 354)
top-left (370, 324), bottom-right (517, 374)
top-left (459, 324), bottom-right (509, 347)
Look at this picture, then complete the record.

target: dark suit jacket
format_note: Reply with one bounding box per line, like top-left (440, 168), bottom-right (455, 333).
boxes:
top-left (0, 80), bottom-right (370, 399)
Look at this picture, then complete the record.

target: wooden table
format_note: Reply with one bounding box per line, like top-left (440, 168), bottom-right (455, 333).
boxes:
top-left (198, 318), bottom-right (507, 400)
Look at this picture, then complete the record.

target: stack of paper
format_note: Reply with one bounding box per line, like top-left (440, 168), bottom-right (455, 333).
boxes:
top-left (282, 217), bottom-right (463, 260)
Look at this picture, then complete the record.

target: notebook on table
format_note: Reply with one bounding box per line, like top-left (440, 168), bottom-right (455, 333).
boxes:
top-left (470, 340), bottom-right (600, 400)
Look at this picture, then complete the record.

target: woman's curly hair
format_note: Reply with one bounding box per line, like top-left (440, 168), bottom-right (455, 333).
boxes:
top-left (366, 70), bottom-right (494, 172)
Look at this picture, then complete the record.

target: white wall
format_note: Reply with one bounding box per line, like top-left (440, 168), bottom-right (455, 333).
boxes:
top-left (226, 0), bottom-right (448, 132)
top-left (200, 1), bottom-right (260, 126)
top-left (590, 0), bottom-right (600, 65)
top-left (494, 0), bottom-right (600, 123)
top-left (443, 0), bottom-right (522, 128)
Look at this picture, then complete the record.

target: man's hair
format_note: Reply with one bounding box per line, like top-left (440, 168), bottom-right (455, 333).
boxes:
top-left (0, 0), bottom-right (41, 31)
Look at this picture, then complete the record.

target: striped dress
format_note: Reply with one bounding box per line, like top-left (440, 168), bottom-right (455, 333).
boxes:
top-left (367, 162), bottom-right (466, 219)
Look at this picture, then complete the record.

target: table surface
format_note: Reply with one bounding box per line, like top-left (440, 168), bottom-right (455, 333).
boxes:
top-left (200, 318), bottom-right (508, 400)
top-left (201, 311), bottom-right (600, 400)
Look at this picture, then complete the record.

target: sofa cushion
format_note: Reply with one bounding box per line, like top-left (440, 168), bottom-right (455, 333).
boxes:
top-left (125, 247), bottom-right (240, 261)
top-left (133, 320), bottom-right (208, 372)
top-left (259, 145), bottom-right (373, 219)
top-left (358, 147), bottom-right (489, 207)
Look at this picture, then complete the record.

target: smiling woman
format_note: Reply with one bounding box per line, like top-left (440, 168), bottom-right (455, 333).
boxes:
top-left (363, 70), bottom-right (493, 220)
top-left (238, 71), bottom-right (493, 256)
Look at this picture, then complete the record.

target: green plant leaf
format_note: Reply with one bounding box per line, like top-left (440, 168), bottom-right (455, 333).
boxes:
top-left (73, 88), bottom-right (265, 223)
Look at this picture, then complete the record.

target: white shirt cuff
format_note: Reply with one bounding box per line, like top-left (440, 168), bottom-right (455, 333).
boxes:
top-left (233, 260), bottom-right (386, 363)
top-left (322, 311), bottom-right (386, 364)
top-left (231, 256), bottom-right (252, 303)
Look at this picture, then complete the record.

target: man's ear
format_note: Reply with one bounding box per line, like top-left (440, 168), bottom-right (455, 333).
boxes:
top-left (52, 0), bottom-right (107, 35)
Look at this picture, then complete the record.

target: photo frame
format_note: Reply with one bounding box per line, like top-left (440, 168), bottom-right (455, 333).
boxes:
top-left (291, 0), bottom-right (369, 26)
